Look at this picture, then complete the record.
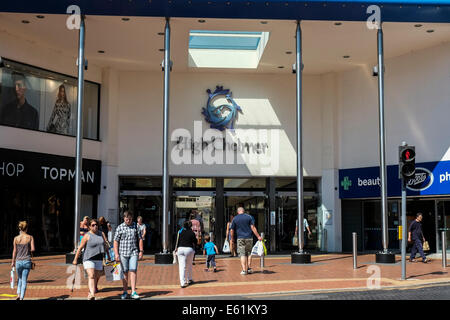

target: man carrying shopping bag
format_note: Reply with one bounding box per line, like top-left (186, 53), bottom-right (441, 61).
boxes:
top-left (230, 207), bottom-right (262, 275)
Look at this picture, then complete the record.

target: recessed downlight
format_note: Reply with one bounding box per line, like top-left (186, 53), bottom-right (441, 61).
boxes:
top-left (122, 17), bottom-right (130, 21)
top-left (198, 19), bottom-right (206, 23)
top-left (21, 20), bottom-right (30, 24)
top-left (414, 24), bottom-right (423, 27)
top-left (278, 66), bottom-right (284, 69)
top-left (36, 15), bottom-right (45, 19)
top-left (159, 48), bottom-right (165, 52)
top-left (260, 21), bottom-right (268, 24)
top-left (343, 55), bottom-right (350, 59)
top-left (285, 51), bottom-right (292, 55)
top-left (158, 32), bottom-right (165, 36)
top-left (427, 29), bottom-right (435, 33)
top-left (98, 50), bottom-right (105, 54)
top-left (334, 22), bottom-right (343, 26)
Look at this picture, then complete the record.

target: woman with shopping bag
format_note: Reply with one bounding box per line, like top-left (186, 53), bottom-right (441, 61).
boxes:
top-left (225, 214), bottom-right (237, 257)
top-left (73, 218), bottom-right (111, 300)
top-left (176, 220), bottom-right (197, 288)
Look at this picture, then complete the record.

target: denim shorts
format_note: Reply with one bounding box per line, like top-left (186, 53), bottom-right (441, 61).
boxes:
top-left (83, 260), bottom-right (103, 271)
top-left (120, 255), bottom-right (138, 273)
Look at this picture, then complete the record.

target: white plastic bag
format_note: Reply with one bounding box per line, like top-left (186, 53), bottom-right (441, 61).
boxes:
top-left (173, 251), bottom-right (178, 264)
top-left (108, 263), bottom-right (123, 281)
top-left (222, 240), bottom-right (231, 253)
top-left (10, 267), bottom-right (15, 289)
top-left (251, 240), bottom-right (264, 256)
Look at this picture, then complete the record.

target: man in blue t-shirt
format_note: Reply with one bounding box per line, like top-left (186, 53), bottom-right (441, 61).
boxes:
top-left (408, 212), bottom-right (430, 263)
top-left (230, 207), bottom-right (262, 275)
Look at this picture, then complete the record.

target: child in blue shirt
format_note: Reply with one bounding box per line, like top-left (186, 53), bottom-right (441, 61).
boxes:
top-left (203, 235), bottom-right (218, 272)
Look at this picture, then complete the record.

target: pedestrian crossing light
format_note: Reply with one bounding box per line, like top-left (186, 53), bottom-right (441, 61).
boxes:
top-left (399, 145), bottom-right (415, 180)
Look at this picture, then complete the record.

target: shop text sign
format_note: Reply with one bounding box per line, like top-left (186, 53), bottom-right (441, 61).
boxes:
top-left (339, 160), bottom-right (450, 198)
top-left (0, 148), bottom-right (101, 194)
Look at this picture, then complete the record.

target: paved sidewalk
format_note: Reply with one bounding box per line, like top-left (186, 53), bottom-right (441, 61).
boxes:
top-left (0, 254), bottom-right (448, 300)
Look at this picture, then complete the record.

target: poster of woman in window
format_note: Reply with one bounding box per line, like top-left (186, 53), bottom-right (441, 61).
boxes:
top-left (46, 84), bottom-right (71, 135)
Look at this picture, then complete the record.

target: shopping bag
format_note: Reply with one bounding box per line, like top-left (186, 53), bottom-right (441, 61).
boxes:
top-left (222, 240), bottom-right (231, 253)
top-left (10, 267), bottom-right (15, 289)
top-left (262, 240), bottom-right (267, 256)
top-left (109, 263), bottom-right (124, 281)
top-left (104, 265), bottom-right (115, 282)
top-left (173, 251), bottom-right (178, 264)
top-left (423, 241), bottom-right (430, 251)
top-left (292, 235), bottom-right (298, 246)
top-left (251, 241), bottom-right (264, 256)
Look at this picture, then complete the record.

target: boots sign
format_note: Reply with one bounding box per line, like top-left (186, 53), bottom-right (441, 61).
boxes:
top-left (0, 148), bottom-right (101, 194)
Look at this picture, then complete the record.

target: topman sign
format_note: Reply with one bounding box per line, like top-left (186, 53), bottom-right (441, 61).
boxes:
top-left (0, 148), bottom-right (101, 194)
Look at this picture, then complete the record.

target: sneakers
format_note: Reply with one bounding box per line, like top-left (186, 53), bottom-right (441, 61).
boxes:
top-left (204, 268), bottom-right (209, 272)
top-left (120, 291), bottom-right (129, 300)
top-left (240, 270), bottom-right (247, 275)
top-left (131, 292), bottom-right (140, 299)
top-left (423, 258), bottom-right (431, 263)
top-left (409, 258), bottom-right (417, 262)
top-left (180, 284), bottom-right (187, 288)
top-left (188, 280), bottom-right (194, 285)
top-left (247, 268), bottom-right (253, 274)
top-left (213, 268), bottom-right (217, 273)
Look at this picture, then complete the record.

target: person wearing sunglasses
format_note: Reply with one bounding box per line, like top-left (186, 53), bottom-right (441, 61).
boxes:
top-left (73, 218), bottom-right (111, 300)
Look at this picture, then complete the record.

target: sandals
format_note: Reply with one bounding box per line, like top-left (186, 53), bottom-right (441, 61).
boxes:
top-left (87, 293), bottom-right (95, 300)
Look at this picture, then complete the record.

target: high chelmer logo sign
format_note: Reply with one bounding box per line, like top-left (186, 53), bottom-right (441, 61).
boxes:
top-left (202, 86), bottom-right (242, 131)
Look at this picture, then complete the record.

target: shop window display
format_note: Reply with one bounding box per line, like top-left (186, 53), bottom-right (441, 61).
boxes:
top-left (0, 58), bottom-right (100, 139)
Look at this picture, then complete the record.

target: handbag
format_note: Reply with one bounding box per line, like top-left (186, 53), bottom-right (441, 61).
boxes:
top-left (423, 241), bottom-right (430, 251)
top-left (173, 229), bottom-right (181, 264)
top-left (292, 235), bottom-right (298, 246)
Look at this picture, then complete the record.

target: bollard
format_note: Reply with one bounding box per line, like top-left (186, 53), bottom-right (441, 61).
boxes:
top-left (260, 233), bottom-right (265, 269)
top-left (442, 231), bottom-right (447, 268)
top-left (352, 232), bottom-right (357, 269)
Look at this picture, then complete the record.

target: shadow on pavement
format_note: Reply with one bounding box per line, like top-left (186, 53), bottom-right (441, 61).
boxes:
top-left (408, 271), bottom-right (448, 279)
top-left (28, 279), bottom-right (55, 284)
top-left (100, 291), bottom-right (172, 300)
top-left (43, 295), bottom-right (70, 300)
top-left (313, 255), bottom-right (352, 263)
top-left (191, 280), bottom-right (218, 285)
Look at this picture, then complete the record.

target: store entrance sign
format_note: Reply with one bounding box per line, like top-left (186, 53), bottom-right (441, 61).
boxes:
top-left (339, 160), bottom-right (450, 199)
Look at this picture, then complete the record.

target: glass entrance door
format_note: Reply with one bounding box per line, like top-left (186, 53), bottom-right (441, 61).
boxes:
top-left (437, 200), bottom-right (450, 252)
top-left (276, 194), bottom-right (321, 252)
top-left (119, 193), bottom-right (162, 253)
top-left (173, 192), bottom-right (216, 241)
top-left (224, 192), bottom-right (268, 247)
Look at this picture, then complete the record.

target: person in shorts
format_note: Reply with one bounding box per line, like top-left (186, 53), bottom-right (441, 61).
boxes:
top-left (114, 211), bottom-right (144, 299)
top-left (230, 207), bottom-right (262, 275)
top-left (73, 218), bottom-right (111, 300)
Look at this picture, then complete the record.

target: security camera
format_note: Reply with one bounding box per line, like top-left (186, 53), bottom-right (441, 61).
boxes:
top-left (161, 60), bottom-right (173, 72)
top-left (292, 63), bottom-right (304, 74)
top-left (372, 66), bottom-right (378, 77)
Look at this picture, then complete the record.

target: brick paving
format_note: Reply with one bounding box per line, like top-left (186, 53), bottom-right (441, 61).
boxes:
top-left (0, 254), bottom-right (448, 300)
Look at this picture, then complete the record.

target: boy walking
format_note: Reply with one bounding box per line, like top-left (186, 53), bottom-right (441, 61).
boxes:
top-left (203, 235), bottom-right (218, 272)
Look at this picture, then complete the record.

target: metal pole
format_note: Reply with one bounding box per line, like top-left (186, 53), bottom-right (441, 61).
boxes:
top-left (377, 25), bottom-right (389, 253)
top-left (296, 21), bottom-right (304, 254)
top-left (162, 18), bottom-right (171, 254)
top-left (260, 233), bottom-right (265, 268)
top-left (401, 179), bottom-right (407, 280)
top-left (352, 232), bottom-right (357, 269)
top-left (442, 231), bottom-right (447, 268)
top-left (73, 16), bottom-right (86, 251)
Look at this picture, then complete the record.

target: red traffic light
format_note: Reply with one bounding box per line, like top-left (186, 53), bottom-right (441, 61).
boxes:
top-left (401, 148), bottom-right (415, 162)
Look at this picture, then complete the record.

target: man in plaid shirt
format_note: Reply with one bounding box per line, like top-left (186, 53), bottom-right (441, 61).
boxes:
top-left (114, 211), bottom-right (144, 299)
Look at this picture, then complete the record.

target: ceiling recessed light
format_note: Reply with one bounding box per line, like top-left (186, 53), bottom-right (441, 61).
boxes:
top-left (427, 29), bottom-right (435, 33)
top-left (21, 20), bottom-right (30, 24)
top-left (36, 15), bottom-right (45, 19)
top-left (122, 17), bottom-right (130, 21)
top-left (260, 21), bottom-right (268, 24)
top-left (278, 66), bottom-right (284, 69)
top-left (414, 24), bottom-right (423, 27)
top-left (158, 32), bottom-right (165, 36)
top-left (98, 50), bottom-right (105, 54)
top-left (159, 48), bottom-right (165, 52)
top-left (334, 22), bottom-right (342, 26)
top-left (343, 55), bottom-right (350, 59)
top-left (198, 19), bottom-right (206, 23)
top-left (285, 51), bottom-right (292, 54)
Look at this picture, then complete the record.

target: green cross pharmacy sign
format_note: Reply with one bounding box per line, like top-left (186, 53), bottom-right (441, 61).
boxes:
top-left (341, 176), bottom-right (352, 191)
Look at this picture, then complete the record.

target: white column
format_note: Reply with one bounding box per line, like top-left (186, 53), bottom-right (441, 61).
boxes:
top-left (97, 67), bottom-right (120, 229)
top-left (320, 72), bottom-right (342, 253)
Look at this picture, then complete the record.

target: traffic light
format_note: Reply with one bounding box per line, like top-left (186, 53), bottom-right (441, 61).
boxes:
top-left (398, 145), bottom-right (415, 180)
